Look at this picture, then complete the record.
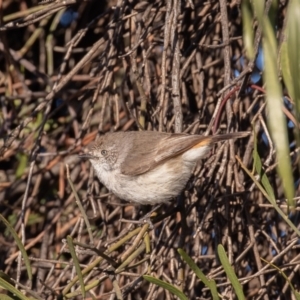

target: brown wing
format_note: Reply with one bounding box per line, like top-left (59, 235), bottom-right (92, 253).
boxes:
top-left (120, 131), bottom-right (173, 176)
top-left (120, 131), bottom-right (249, 176)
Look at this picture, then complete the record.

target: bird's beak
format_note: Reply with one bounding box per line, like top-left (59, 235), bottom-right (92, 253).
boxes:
top-left (78, 153), bottom-right (96, 160)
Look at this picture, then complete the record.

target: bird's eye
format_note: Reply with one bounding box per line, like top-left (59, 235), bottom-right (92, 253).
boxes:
top-left (101, 150), bottom-right (107, 156)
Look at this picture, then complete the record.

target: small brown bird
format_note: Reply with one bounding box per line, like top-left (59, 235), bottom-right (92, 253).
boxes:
top-left (79, 131), bottom-right (249, 204)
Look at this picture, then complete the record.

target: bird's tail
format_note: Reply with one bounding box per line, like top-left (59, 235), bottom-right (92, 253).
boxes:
top-left (209, 131), bottom-right (250, 144)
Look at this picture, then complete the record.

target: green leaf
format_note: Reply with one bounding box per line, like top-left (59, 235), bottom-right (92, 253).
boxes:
top-left (262, 31), bottom-right (295, 209)
top-left (252, 0), bottom-right (265, 21)
top-left (236, 156), bottom-right (300, 236)
top-left (242, 0), bottom-right (255, 60)
top-left (15, 153), bottom-right (28, 179)
top-left (178, 249), bottom-right (219, 299)
top-left (0, 294), bottom-right (18, 300)
top-left (261, 257), bottom-right (300, 300)
top-left (217, 245), bottom-right (245, 300)
top-left (66, 236), bottom-right (86, 298)
top-left (253, 135), bottom-right (276, 200)
top-left (280, 41), bottom-right (294, 100)
top-left (143, 275), bottom-right (189, 300)
top-left (252, 0), bottom-right (296, 209)
top-left (0, 215), bottom-right (32, 281)
top-left (286, 0), bottom-right (300, 113)
top-left (0, 277), bottom-right (31, 300)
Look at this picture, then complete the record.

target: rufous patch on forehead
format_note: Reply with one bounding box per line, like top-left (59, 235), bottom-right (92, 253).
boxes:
top-left (191, 138), bottom-right (212, 149)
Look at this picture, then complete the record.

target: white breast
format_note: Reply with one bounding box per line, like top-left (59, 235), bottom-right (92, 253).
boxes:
top-left (92, 146), bottom-right (210, 204)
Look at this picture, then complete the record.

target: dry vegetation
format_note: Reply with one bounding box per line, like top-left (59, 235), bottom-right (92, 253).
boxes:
top-left (0, 0), bottom-right (299, 299)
